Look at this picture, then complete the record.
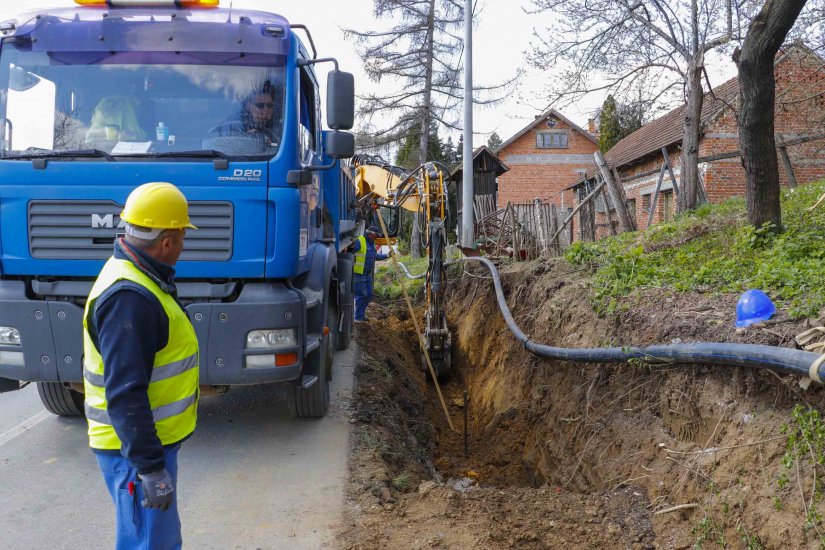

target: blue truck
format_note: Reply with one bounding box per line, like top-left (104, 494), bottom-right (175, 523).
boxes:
top-left (0, 0), bottom-right (360, 418)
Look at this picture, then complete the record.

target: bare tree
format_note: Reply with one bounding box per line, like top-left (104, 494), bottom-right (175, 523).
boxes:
top-left (787, 2), bottom-right (825, 51)
top-left (528, 0), bottom-right (745, 212)
top-left (735, 0), bottom-right (809, 230)
top-left (345, 1), bottom-right (463, 257)
top-left (345, 0), bottom-right (515, 256)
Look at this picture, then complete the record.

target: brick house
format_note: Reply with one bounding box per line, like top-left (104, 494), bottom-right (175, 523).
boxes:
top-left (496, 109), bottom-right (598, 207)
top-left (566, 44), bottom-right (825, 236)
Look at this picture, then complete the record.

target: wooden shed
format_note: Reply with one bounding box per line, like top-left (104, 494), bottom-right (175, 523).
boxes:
top-left (450, 145), bottom-right (509, 219)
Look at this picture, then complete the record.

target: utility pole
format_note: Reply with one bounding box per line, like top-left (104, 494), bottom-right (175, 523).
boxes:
top-left (461, 0), bottom-right (474, 249)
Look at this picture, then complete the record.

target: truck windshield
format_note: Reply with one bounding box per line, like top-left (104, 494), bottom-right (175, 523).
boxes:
top-left (0, 43), bottom-right (286, 158)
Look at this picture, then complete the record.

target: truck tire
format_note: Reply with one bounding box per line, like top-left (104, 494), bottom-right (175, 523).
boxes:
top-left (37, 381), bottom-right (85, 417)
top-left (292, 302), bottom-right (332, 418)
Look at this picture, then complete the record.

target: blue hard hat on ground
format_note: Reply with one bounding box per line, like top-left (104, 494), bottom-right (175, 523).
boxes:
top-left (735, 289), bottom-right (776, 328)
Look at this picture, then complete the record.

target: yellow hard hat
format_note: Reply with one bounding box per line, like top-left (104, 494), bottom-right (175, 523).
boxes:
top-left (120, 182), bottom-right (197, 231)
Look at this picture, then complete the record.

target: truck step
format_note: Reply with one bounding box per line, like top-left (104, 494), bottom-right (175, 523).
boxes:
top-left (306, 333), bottom-right (321, 355)
top-left (300, 375), bottom-right (319, 389)
top-left (303, 288), bottom-right (323, 310)
top-left (305, 333), bottom-right (321, 354)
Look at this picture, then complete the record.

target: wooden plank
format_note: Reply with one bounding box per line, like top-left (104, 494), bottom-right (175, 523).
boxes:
top-left (697, 150), bottom-right (741, 163)
top-left (534, 199), bottom-right (548, 255)
top-left (780, 132), bottom-right (825, 148)
top-left (495, 203), bottom-right (511, 258)
top-left (661, 148), bottom-right (681, 197)
top-left (595, 151), bottom-right (636, 232)
top-left (777, 134), bottom-right (798, 188)
top-left (598, 175), bottom-right (616, 236)
top-left (549, 179), bottom-right (607, 245)
top-left (584, 183), bottom-right (596, 242)
top-left (647, 161), bottom-right (667, 228)
top-left (549, 204), bottom-right (559, 255)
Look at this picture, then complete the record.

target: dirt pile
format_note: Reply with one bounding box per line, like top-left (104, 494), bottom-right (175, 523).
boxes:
top-left (342, 258), bottom-right (825, 549)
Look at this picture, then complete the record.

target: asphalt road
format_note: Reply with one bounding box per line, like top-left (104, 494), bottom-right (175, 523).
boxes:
top-left (0, 345), bottom-right (356, 549)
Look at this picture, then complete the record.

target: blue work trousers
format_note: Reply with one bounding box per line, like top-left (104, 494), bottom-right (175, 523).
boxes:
top-left (95, 445), bottom-right (182, 550)
top-left (354, 273), bottom-right (373, 321)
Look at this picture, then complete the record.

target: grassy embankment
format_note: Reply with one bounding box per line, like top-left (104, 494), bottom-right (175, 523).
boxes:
top-left (565, 180), bottom-right (825, 319)
top-left (373, 255), bottom-right (428, 300)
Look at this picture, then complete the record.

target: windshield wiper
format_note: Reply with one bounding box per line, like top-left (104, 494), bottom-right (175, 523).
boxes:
top-left (2, 148), bottom-right (115, 161)
top-left (125, 149), bottom-right (231, 160)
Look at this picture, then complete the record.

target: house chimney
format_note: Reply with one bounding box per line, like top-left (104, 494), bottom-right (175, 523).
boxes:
top-left (588, 118), bottom-right (598, 137)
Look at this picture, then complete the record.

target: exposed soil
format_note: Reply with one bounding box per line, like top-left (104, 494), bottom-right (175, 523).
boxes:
top-left (341, 257), bottom-right (825, 549)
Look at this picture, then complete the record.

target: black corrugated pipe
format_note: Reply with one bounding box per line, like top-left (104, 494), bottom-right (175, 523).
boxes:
top-left (458, 256), bottom-right (825, 382)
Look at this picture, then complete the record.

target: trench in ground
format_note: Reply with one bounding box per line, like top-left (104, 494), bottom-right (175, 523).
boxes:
top-left (347, 260), bottom-right (825, 549)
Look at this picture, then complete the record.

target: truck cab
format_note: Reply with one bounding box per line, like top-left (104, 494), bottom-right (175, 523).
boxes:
top-left (0, 0), bottom-right (357, 418)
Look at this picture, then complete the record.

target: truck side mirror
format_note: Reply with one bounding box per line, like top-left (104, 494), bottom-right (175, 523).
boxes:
top-left (287, 169), bottom-right (313, 186)
top-left (327, 70), bottom-right (354, 130)
top-left (325, 130), bottom-right (354, 159)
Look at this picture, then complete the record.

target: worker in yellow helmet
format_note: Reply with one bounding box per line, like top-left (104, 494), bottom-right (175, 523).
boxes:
top-left (83, 182), bottom-right (198, 549)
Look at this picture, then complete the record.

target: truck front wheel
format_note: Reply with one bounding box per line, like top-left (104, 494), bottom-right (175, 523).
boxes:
top-left (36, 381), bottom-right (85, 417)
top-left (291, 302), bottom-right (332, 418)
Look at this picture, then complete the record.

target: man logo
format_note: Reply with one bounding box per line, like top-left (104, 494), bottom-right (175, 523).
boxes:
top-left (91, 214), bottom-right (125, 229)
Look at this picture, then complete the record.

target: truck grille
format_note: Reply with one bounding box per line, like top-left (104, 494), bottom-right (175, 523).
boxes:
top-left (28, 200), bottom-right (233, 261)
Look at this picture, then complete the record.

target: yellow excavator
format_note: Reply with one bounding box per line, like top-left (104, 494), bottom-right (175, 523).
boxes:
top-left (350, 155), bottom-right (453, 378)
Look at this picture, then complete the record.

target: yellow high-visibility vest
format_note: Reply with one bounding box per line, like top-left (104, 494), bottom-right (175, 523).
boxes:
top-left (353, 235), bottom-right (367, 275)
top-left (83, 257), bottom-right (199, 450)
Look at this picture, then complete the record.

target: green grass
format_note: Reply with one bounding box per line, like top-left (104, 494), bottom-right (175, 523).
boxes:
top-left (565, 180), bottom-right (825, 319)
top-left (373, 255), bottom-right (428, 300)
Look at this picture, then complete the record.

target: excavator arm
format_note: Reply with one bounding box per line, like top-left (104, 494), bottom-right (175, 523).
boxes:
top-left (349, 156), bottom-right (453, 378)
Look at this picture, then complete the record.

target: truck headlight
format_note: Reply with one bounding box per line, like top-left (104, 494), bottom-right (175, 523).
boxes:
top-left (0, 326), bottom-right (21, 346)
top-left (246, 329), bottom-right (296, 350)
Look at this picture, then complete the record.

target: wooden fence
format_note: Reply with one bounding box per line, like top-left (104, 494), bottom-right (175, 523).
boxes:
top-left (474, 196), bottom-right (572, 261)
top-left (473, 135), bottom-right (825, 261)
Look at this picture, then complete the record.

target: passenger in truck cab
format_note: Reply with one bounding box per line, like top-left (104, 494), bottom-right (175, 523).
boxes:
top-left (84, 96), bottom-right (149, 146)
top-left (207, 81), bottom-right (281, 147)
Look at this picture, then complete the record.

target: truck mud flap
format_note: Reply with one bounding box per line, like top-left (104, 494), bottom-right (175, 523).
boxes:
top-left (0, 377), bottom-right (20, 393)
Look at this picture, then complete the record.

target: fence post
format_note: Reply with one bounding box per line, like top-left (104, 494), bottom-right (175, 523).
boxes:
top-left (597, 177), bottom-right (616, 236)
top-left (777, 134), bottom-right (798, 188)
top-left (533, 198), bottom-right (548, 255)
top-left (494, 203), bottom-right (510, 258)
top-left (549, 204), bottom-right (560, 255)
top-left (594, 151), bottom-right (636, 232)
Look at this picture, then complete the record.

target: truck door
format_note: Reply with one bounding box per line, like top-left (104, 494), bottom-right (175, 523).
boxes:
top-left (296, 62), bottom-right (323, 270)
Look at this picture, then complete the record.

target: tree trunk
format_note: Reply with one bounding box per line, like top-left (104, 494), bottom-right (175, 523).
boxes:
top-left (736, 0), bottom-right (807, 229)
top-left (409, 0), bottom-right (438, 259)
top-left (679, 55), bottom-right (704, 212)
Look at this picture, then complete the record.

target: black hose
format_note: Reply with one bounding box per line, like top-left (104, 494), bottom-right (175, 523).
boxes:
top-left (460, 256), bottom-right (825, 381)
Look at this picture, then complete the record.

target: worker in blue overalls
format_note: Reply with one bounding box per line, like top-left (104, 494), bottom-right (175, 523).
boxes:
top-left (84, 182), bottom-right (199, 550)
top-left (352, 226), bottom-right (389, 322)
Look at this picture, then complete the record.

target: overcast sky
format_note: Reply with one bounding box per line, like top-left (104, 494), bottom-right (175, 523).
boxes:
top-left (0, 0), bottom-right (738, 147)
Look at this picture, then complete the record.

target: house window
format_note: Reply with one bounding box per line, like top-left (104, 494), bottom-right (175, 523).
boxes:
top-left (642, 194), bottom-right (651, 213)
top-left (536, 131), bottom-right (568, 149)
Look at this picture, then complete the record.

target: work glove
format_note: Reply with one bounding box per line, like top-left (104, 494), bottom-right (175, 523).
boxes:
top-left (140, 469), bottom-right (175, 511)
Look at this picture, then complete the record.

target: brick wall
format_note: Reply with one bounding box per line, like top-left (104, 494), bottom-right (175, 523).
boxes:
top-left (497, 115), bottom-right (598, 207)
top-left (590, 47), bottom-right (825, 237)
